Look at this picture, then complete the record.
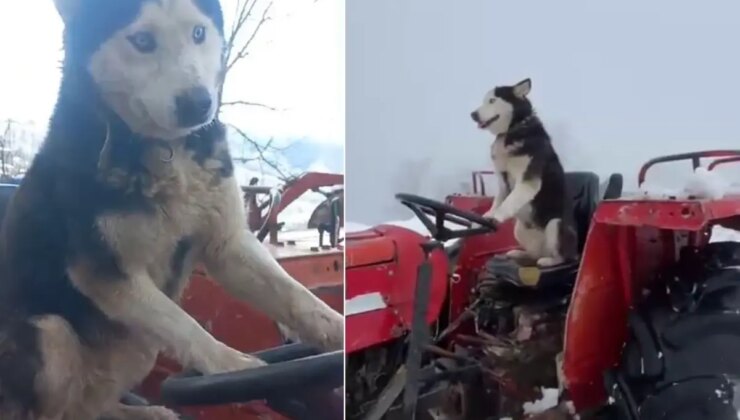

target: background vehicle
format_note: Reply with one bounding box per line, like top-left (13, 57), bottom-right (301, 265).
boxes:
top-left (345, 151), bottom-right (740, 419)
top-left (0, 171), bottom-right (345, 420)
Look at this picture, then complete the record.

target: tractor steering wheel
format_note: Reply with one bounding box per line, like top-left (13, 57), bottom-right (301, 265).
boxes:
top-left (395, 193), bottom-right (498, 241)
top-left (159, 344), bottom-right (343, 420)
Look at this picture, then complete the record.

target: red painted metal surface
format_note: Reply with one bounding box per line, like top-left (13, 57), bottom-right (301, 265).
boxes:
top-left (563, 197), bottom-right (740, 411)
top-left (445, 194), bottom-right (519, 323)
top-left (448, 225), bottom-right (518, 320)
top-left (565, 152), bottom-right (740, 411)
top-left (346, 234), bottom-right (395, 268)
top-left (445, 194), bottom-right (519, 321)
top-left (708, 155), bottom-right (740, 171)
top-left (344, 193), bottom-right (520, 354)
top-left (445, 194), bottom-right (491, 214)
top-left (345, 225), bottom-right (449, 353)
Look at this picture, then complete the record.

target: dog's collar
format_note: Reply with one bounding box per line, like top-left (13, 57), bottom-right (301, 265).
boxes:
top-left (507, 115), bottom-right (537, 133)
top-left (154, 141), bottom-right (175, 163)
top-left (97, 119), bottom-right (175, 172)
top-left (496, 115), bottom-right (538, 140)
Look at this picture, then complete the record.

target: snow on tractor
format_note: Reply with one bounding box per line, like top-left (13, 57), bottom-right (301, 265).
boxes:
top-left (0, 172), bottom-right (345, 420)
top-left (345, 150), bottom-right (740, 420)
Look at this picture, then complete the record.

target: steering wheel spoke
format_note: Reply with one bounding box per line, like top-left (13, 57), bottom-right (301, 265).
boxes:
top-left (395, 193), bottom-right (497, 241)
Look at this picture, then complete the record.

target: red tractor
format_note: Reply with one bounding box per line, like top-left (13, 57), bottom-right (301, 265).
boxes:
top-left (345, 151), bottom-right (740, 419)
top-left (0, 171), bottom-right (345, 420)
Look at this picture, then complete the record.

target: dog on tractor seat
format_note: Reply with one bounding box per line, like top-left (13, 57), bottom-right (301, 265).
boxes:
top-left (470, 78), bottom-right (576, 267)
top-left (0, 0), bottom-right (343, 419)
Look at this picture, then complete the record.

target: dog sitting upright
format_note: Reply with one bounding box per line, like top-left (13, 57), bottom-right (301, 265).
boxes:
top-left (0, 0), bottom-right (343, 419)
top-left (470, 78), bottom-right (576, 267)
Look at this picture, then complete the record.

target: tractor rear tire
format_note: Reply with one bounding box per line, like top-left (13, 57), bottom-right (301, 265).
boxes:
top-left (605, 242), bottom-right (740, 420)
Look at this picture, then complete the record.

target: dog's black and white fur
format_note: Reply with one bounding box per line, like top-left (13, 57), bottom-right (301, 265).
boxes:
top-left (0, 0), bottom-right (343, 418)
top-left (471, 79), bottom-right (576, 267)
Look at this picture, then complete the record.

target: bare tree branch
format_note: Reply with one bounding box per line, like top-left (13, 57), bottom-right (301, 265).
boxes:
top-left (224, 0), bottom-right (274, 78)
top-left (219, 0), bottom-right (286, 177)
top-left (0, 119), bottom-right (32, 180)
top-left (228, 124), bottom-right (297, 182)
top-left (0, 121), bottom-right (10, 178)
top-left (220, 0), bottom-right (334, 186)
top-left (220, 100), bottom-right (279, 111)
top-left (225, 0), bottom-right (257, 66)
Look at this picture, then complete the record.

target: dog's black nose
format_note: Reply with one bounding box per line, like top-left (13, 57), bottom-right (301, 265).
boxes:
top-left (175, 86), bottom-right (213, 128)
top-left (470, 111), bottom-right (480, 123)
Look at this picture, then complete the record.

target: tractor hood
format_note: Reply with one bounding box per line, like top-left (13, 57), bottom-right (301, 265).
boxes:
top-left (345, 225), bottom-right (449, 353)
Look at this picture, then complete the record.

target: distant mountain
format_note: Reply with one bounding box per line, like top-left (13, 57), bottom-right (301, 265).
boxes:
top-left (281, 139), bottom-right (344, 173)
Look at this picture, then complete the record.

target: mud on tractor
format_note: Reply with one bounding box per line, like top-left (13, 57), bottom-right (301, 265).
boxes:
top-left (345, 151), bottom-right (740, 420)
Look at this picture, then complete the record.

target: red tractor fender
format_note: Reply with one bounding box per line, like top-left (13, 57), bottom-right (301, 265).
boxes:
top-left (345, 225), bottom-right (449, 353)
top-left (565, 150), bottom-right (740, 412)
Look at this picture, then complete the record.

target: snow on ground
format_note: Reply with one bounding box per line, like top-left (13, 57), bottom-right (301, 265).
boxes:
top-left (279, 191), bottom-right (326, 231)
top-left (522, 388), bottom-right (560, 415)
top-left (711, 225), bottom-right (740, 243)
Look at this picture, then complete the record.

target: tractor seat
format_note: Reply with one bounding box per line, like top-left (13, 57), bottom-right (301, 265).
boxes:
top-left (486, 172), bottom-right (622, 290)
top-left (600, 173), bottom-right (624, 201)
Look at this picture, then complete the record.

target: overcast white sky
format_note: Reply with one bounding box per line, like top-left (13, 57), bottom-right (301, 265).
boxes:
top-left (0, 0), bottom-right (344, 147)
top-left (347, 0), bottom-right (740, 224)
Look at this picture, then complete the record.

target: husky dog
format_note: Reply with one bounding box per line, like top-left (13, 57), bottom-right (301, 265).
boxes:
top-left (470, 78), bottom-right (576, 267)
top-left (0, 0), bottom-right (343, 418)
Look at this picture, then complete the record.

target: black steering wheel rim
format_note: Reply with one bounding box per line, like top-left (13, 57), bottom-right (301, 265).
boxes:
top-left (159, 344), bottom-right (343, 420)
top-left (395, 193), bottom-right (497, 241)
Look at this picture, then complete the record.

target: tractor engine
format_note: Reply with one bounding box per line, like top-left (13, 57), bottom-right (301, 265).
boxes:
top-left (464, 262), bottom-right (569, 414)
top-left (346, 340), bottom-right (406, 419)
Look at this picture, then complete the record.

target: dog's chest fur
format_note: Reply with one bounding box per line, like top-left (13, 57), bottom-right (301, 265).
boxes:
top-left (490, 135), bottom-right (530, 177)
top-left (96, 141), bottom-right (242, 298)
top-left (490, 135), bottom-right (534, 219)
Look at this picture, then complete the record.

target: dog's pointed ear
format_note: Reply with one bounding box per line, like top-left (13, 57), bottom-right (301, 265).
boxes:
top-left (53, 0), bottom-right (81, 24)
top-left (513, 78), bottom-right (532, 98)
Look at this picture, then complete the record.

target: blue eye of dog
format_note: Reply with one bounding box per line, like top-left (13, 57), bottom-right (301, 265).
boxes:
top-left (193, 25), bottom-right (206, 44)
top-left (127, 31), bottom-right (157, 53)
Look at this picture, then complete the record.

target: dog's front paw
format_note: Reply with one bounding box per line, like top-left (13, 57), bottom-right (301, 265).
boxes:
top-left (198, 343), bottom-right (266, 375)
top-left (140, 406), bottom-right (181, 420)
top-left (482, 209), bottom-right (504, 225)
top-left (536, 256), bottom-right (563, 267)
top-left (481, 213), bottom-right (497, 224)
top-left (104, 404), bottom-right (180, 420)
top-left (506, 249), bottom-right (529, 259)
